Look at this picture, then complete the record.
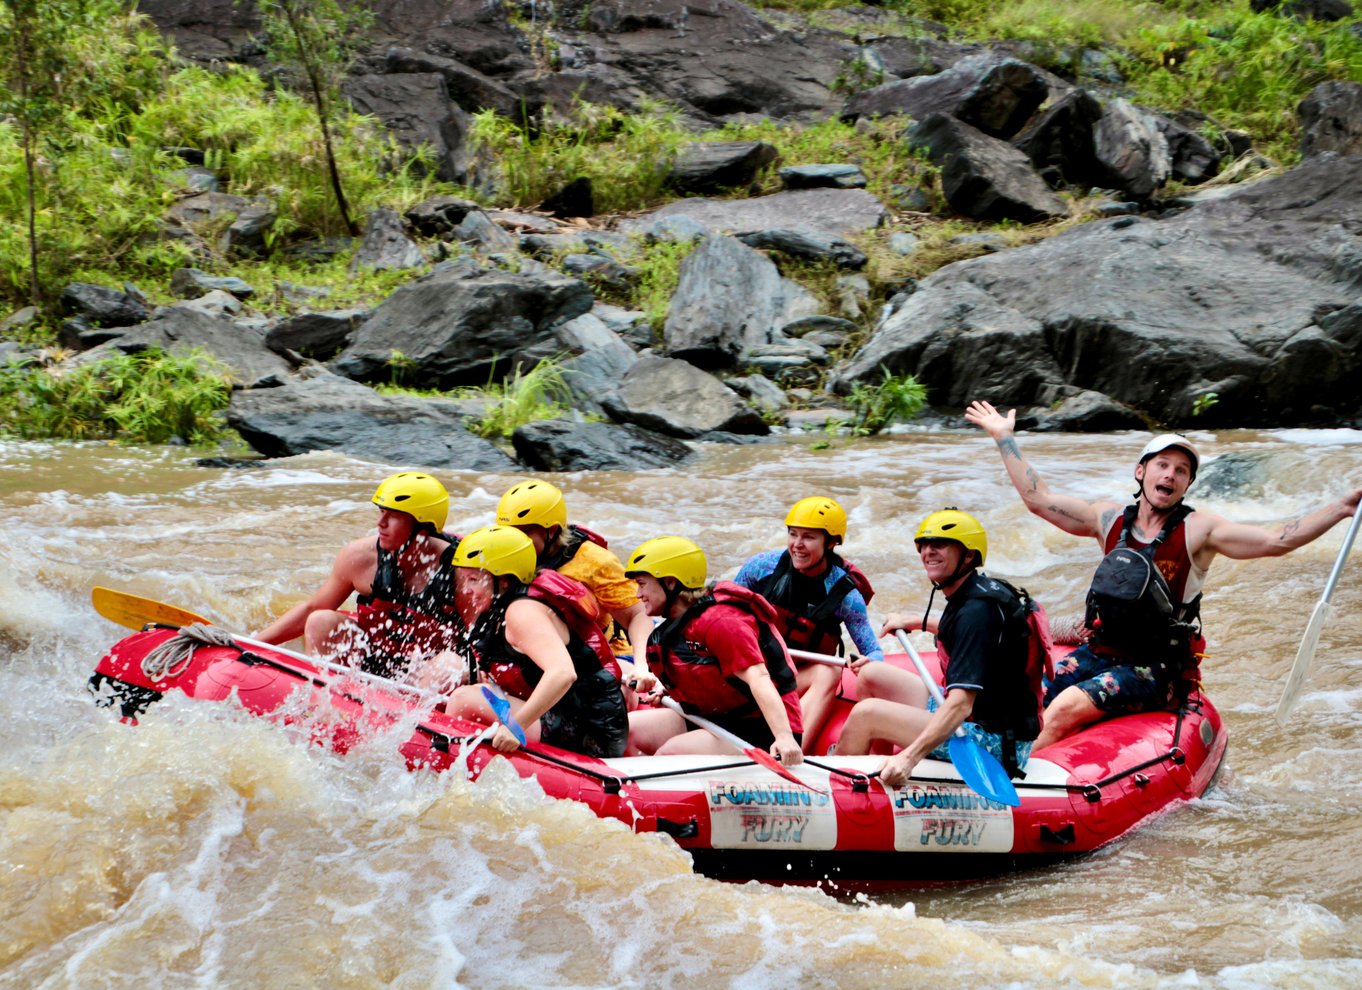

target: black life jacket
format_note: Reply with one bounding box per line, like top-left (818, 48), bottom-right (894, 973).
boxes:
top-left (941, 574), bottom-right (1049, 776)
top-left (359, 530), bottom-right (460, 612)
top-left (752, 550), bottom-right (874, 656)
top-left (465, 570), bottom-right (627, 758)
top-left (1085, 504), bottom-right (1202, 671)
top-left (648, 581), bottom-right (799, 718)
top-left (355, 533), bottom-right (462, 678)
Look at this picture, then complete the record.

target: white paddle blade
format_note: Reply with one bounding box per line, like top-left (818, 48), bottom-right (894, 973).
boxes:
top-left (1274, 599), bottom-right (1334, 725)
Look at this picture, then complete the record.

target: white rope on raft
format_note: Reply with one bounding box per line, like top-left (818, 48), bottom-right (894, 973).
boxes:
top-left (141, 623), bottom-right (239, 680)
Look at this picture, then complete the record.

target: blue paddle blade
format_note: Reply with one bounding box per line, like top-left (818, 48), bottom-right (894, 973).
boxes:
top-left (948, 734), bottom-right (1020, 807)
top-left (480, 685), bottom-right (526, 745)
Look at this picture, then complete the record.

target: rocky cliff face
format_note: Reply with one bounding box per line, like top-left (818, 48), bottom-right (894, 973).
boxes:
top-left (58, 1), bottom-right (1362, 467)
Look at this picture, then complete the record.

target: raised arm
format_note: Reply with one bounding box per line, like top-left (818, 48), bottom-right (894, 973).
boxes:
top-left (964, 400), bottom-right (1109, 539)
top-left (1196, 486), bottom-right (1362, 564)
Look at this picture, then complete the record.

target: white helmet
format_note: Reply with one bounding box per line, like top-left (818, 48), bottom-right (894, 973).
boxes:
top-left (1139, 434), bottom-right (1200, 480)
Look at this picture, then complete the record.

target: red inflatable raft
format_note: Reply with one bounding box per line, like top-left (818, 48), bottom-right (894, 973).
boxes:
top-left (90, 625), bottom-right (1227, 887)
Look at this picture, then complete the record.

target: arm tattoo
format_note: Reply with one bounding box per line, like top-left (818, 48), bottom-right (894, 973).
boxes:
top-left (1048, 503), bottom-right (1086, 524)
top-left (1099, 508), bottom-right (1118, 535)
top-left (1279, 518), bottom-right (1302, 542)
top-left (997, 437), bottom-right (1021, 460)
top-left (1024, 467), bottom-right (1041, 493)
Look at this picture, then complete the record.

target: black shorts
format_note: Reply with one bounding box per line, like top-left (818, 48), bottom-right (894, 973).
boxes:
top-left (539, 667), bottom-right (629, 758)
top-left (696, 710), bottom-right (801, 752)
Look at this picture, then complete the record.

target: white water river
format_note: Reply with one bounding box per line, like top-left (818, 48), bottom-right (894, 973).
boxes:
top-left (3, 426), bottom-right (1361, 988)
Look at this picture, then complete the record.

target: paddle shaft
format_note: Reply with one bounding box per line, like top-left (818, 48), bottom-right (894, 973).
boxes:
top-left (656, 696), bottom-right (822, 792)
top-left (658, 696), bottom-right (758, 751)
top-left (1274, 499), bottom-right (1362, 723)
top-left (788, 648), bottom-right (849, 667)
top-left (892, 629), bottom-right (966, 739)
top-left (1319, 499), bottom-right (1362, 606)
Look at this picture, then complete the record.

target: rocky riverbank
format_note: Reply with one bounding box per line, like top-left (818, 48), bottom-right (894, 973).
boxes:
top-left (4, 0), bottom-right (1362, 469)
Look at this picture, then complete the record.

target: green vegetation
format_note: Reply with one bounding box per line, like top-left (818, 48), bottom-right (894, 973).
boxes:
top-left (380, 357), bottom-right (583, 440)
top-left (752, 0), bottom-right (1362, 164)
top-left (1, 0), bottom-right (1358, 444)
top-left (0, 348), bottom-right (234, 443)
top-left (618, 237), bottom-right (701, 335)
top-left (466, 99), bottom-right (689, 212)
top-left (1192, 390), bottom-right (1220, 416)
top-left (0, 4), bottom-right (439, 313)
top-left (245, 0), bottom-right (376, 236)
top-left (461, 358), bottom-right (579, 440)
top-left (842, 368), bottom-right (929, 435)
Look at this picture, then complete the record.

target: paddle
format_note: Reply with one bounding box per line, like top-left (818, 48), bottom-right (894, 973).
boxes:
top-left (892, 629), bottom-right (1020, 807)
top-left (656, 695), bottom-right (825, 793)
top-left (91, 586), bottom-right (446, 705)
top-left (1274, 500), bottom-right (1362, 725)
top-left (788, 648), bottom-right (850, 667)
top-left (480, 684), bottom-right (527, 746)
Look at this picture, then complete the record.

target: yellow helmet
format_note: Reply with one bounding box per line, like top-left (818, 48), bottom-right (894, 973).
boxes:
top-left (496, 479), bottom-right (568, 532)
top-left (916, 508), bottom-right (987, 566)
top-left (451, 525), bottom-right (538, 584)
top-left (625, 536), bottom-right (708, 589)
top-left (372, 472), bottom-right (449, 530)
top-left (785, 496), bottom-right (847, 538)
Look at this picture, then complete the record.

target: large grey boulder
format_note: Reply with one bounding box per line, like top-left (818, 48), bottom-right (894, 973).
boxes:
top-left (331, 264), bottom-right (594, 389)
top-left (265, 310), bottom-right (366, 361)
top-left (907, 114), bottom-right (1067, 223)
top-left (78, 307), bottom-right (291, 384)
top-left (736, 228), bottom-right (867, 270)
top-left (621, 188), bottom-right (888, 241)
top-left (1012, 88), bottom-right (1107, 188)
top-left (603, 355), bottom-right (769, 438)
top-left (842, 53), bottom-right (1050, 139)
top-left (227, 373), bottom-right (518, 470)
top-left (382, 45), bottom-right (521, 117)
top-left (60, 282), bottom-right (152, 328)
top-left (342, 72), bottom-right (470, 183)
top-left (511, 420), bottom-right (694, 471)
top-left (662, 235), bottom-right (821, 368)
top-left (667, 142), bottom-right (779, 195)
top-left (832, 153), bottom-right (1362, 427)
top-left (1300, 81), bottom-right (1362, 159)
top-left (351, 208), bottom-right (426, 273)
top-left (1093, 99), bottom-right (1171, 201)
top-left (554, 311), bottom-right (639, 414)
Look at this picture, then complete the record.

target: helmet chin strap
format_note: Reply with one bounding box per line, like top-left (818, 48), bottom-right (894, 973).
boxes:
top-left (920, 549), bottom-right (976, 631)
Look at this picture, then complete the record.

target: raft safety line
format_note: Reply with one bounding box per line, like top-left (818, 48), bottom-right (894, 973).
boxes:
top-left (1006, 701), bottom-right (1197, 802)
top-left (415, 723), bottom-right (791, 794)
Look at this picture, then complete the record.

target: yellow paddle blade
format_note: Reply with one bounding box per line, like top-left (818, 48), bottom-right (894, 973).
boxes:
top-left (91, 586), bottom-right (211, 631)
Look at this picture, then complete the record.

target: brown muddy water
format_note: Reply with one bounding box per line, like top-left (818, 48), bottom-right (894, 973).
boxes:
top-left (3, 427), bottom-right (1361, 989)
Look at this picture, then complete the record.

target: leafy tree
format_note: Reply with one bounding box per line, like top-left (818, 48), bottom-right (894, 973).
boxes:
top-left (0, 0), bottom-right (100, 306)
top-left (246, 0), bottom-right (374, 236)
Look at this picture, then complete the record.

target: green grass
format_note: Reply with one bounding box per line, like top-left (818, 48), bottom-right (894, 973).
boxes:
top-left (0, 22), bottom-right (442, 315)
top-left (464, 99), bottom-right (688, 212)
top-left (0, 347), bottom-right (233, 444)
top-left (380, 357), bottom-right (583, 440)
top-left (460, 358), bottom-right (580, 439)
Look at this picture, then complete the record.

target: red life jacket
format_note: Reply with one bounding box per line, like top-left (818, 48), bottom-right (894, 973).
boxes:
top-left (474, 569), bottom-right (621, 699)
top-left (646, 581), bottom-right (801, 724)
top-left (751, 551), bottom-right (875, 657)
